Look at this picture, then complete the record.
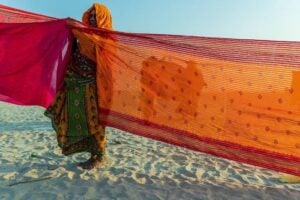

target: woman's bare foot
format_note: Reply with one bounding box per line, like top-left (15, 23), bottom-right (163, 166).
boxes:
top-left (78, 155), bottom-right (103, 170)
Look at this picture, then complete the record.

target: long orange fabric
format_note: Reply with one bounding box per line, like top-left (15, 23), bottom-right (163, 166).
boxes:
top-left (74, 28), bottom-right (300, 176)
top-left (2, 4), bottom-right (300, 176)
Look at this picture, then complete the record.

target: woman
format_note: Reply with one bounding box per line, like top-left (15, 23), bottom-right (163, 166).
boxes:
top-left (45, 3), bottom-right (112, 170)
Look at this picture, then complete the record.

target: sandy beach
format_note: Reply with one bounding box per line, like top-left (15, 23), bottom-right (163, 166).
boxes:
top-left (1, 101), bottom-right (300, 199)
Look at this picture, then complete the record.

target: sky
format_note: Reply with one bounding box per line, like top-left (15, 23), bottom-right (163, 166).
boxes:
top-left (1, 0), bottom-right (300, 41)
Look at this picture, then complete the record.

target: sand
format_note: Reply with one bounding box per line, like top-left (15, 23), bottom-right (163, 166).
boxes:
top-left (1, 101), bottom-right (300, 200)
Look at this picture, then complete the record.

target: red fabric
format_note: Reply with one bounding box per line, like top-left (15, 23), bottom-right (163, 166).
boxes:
top-left (0, 4), bottom-right (54, 23)
top-left (0, 20), bottom-right (72, 107)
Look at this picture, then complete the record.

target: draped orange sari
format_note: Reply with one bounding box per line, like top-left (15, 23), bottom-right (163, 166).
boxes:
top-left (75, 29), bottom-right (300, 176)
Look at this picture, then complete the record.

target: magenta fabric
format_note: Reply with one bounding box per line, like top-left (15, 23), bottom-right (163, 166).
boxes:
top-left (0, 19), bottom-right (72, 107)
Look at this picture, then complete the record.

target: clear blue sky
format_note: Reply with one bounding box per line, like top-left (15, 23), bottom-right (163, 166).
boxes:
top-left (1, 0), bottom-right (300, 41)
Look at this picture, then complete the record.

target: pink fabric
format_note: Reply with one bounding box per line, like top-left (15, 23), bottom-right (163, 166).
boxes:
top-left (0, 19), bottom-right (72, 107)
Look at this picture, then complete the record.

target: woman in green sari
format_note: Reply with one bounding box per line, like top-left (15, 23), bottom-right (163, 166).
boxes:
top-left (45, 3), bottom-right (112, 170)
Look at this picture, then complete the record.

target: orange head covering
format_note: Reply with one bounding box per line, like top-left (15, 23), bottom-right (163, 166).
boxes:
top-left (82, 3), bottom-right (113, 30)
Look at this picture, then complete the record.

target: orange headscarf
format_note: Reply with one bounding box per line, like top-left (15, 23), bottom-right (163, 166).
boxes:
top-left (81, 3), bottom-right (113, 30)
top-left (72, 3), bottom-right (114, 61)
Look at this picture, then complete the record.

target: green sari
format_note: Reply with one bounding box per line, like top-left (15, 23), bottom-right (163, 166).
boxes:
top-left (45, 42), bottom-right (106, 159)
